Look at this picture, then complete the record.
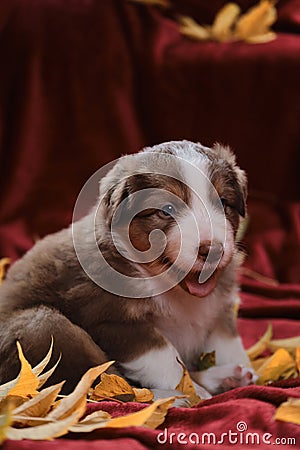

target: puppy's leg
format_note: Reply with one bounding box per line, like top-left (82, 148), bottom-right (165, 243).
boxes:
top-left (95, 323), bottom-right (211, 401)
top-left (122, 343), bottom-right (211, 403)
top-left (0, 306), bottom-right (109, 392)
top-left (191, 319), bottom-right (257, 395)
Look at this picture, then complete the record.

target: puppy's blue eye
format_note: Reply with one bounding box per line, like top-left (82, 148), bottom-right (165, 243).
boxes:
top-left (160, 204), bottom-right (175, 217)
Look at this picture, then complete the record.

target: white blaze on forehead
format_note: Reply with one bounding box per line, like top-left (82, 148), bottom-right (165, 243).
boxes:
top-left (181, 157), bottom-right (226, 245)
top-left (164, 155), bottom-right (234, 274)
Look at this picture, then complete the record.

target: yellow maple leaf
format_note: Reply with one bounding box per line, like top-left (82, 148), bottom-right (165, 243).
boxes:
top-left (70, 397), bottom-right (174, 432)
top-left (69, 410), bottom-right (111, 433)
top-left (7, 342), bottom-right (40, 399)
top-left (235, 0), bottom-right (277, 42)
top-left (269, 336), bottom-right (300, 354)
top-left (247, 323), bottom-right (273, 360)
top-left (178, 15), bottom-right (211, 41)
top-left (12, 382), bottom-right (65, 427)
top-left (275, 397), bottom-right (300, 425)
top-left (6, 410), bottom-right (81, 440)
top-left (92, 373), bottom-right (154, 403)
top-left (132, 387), bottom-right (154, 403)
top-left (0, 338), bottom-right (61, 403)
top-left (256, 348), bottom-right (296, 385)
top-left (176, 359), bottom-right (201, 407)
top-left (92, 373), bottom-right (135, 402)
top-left (0, 345), bottom-right (173, 439)
top-left (245, 31), bottom-right (276, 43)
top-left (47, 361), bottom-right (114, 421)
top-left (106, 397), bottom-right (174, 429)
top-left (71, 397), bottom-right (174, 431)
top-left (211, 3), bottom-right (241, 42)
top-left (197, 351), bottom-right (216, 371)
top-left (296, 347), bottom-right (300, 373)
top-left (251, 356), bottom-right (269, 372)
top-left (0, 402), bottom-right (12, 444)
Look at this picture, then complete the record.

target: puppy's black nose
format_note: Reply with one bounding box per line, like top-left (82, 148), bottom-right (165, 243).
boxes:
top-left (198, 241), bottom-right (224, 263)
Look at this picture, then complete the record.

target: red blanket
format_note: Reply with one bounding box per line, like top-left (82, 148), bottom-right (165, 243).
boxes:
top-left (0, 1), bottom-right (299, 448)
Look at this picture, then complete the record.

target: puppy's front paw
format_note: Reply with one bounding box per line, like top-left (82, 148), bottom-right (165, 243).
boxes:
top-left (221, 365), bottom-right (258, 391)
top-left (191, 364), bottom-right (257, 395)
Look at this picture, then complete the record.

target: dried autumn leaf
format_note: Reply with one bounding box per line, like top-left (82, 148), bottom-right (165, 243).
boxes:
top-left (281, 367), bottom-right (298, 380)
top-left (92, 373), bottom-right (135, 402)
top-left (197, 351), bottom-right (216, 371)
top-left (36, 356), bottom-right (62, 389)
top-left (235, 0), bottom-right (277, 42)
top-left (0, 379), bottom-right (21, 401)
top-left (12, 382), bottom-right (65, 427)
top-left (211, 3), bottom-right (241, 41)
top-left (0, 396), bottom-right (26, 410)
top-left (176, 359), bottom-right (201, 407)
top-left (6, 410), bottom-right (81, 441)
top-left (132, 388), bottom-right (154, 403)
top-left (32, 336), bottom-right (54, 377)
top-left (275, 397), bottom-right (300, 425)
top-left (251, 356), bottom-right (269, 372)
top-left (247, 323), bottom-right (272, 360)
top-left (7, 342), bottom-right (39, 399)
top-left (47, 361), bottom-right (114, 421)
top-left (179, 15), bottom-right (211, 41)
top-left (0, 403), bottom-right (12, 444)
top-left (30, 336), bottom-right (62, 388)
top-left (268, 336), bottom-right (300, 354)
top-left (0, 339), bottom-right (58, 400)
top-left (105, 397), bottom-right (174, 429)
top-left (0, 258), bottom-right (10, 284)
top-left (256, 348), bottom-right (295, 385)
top-left (296, 347), bottom-right (300, 373)
top-left (69, 410), bottom-right (111, 433)
top-left (143, 397), bottom-right (174, 429)
top-left (245, 31), bottom-right (276, 43)
top-left (70, 397), bottom-right (174, 432)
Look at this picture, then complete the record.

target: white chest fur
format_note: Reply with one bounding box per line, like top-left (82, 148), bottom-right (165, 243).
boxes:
top-left (154, 286), bottom-right (225, 367)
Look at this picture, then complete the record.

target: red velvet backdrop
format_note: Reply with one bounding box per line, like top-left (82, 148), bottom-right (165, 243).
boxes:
top-left (0, 1), bottom-right (300, 449)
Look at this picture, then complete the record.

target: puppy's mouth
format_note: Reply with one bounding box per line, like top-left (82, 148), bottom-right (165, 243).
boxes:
top-left (161, 257), bottom-right (220, 298)
top-left (180, 270), bottom-right (219, 298)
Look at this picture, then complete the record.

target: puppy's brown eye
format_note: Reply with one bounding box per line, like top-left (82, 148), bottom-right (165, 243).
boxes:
top-left (158, 204), bottom-right (176, 218)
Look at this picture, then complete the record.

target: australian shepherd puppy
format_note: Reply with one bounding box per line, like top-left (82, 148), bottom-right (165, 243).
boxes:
top-left (0, 140), bottom-right (255, 400)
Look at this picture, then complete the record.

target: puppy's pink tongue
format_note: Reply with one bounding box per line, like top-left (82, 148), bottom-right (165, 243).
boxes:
top-left (185, 273), bottom-right (217, 298)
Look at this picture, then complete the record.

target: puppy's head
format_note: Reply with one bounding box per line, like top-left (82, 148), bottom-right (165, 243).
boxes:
top-left (99, 140), bottom-right (247, 298)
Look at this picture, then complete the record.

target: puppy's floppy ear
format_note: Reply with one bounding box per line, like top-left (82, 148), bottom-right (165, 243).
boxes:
top-left (103, 181), bottom-right (129, 209)
top-left (212, 143), bottom-right (247, 218)
top-left (234, 166), bottom-right (247, 217)
top-left (234, 167), bottom-right (247, 218)
top-left (101, 179), bottom-right (131, 226)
